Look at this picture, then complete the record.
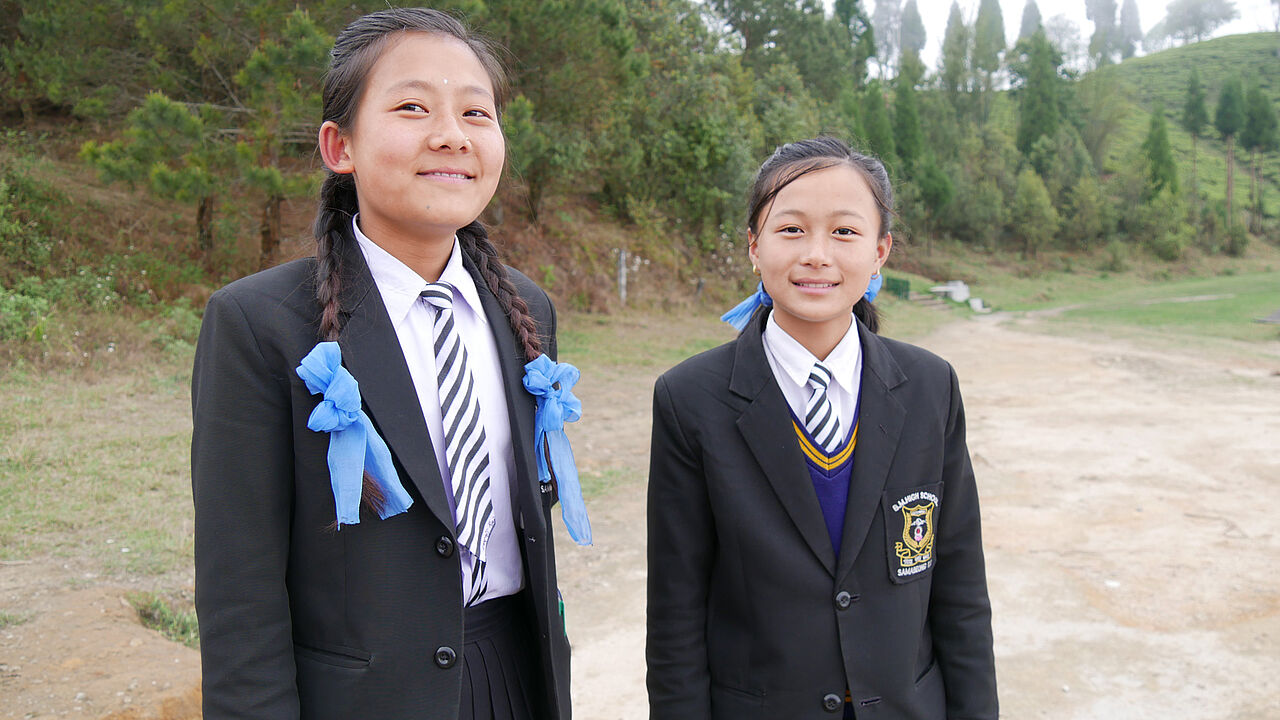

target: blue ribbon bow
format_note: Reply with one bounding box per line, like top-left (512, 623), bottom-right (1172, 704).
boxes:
top-left (523, 354), bottom-right (592, 546)
top-left (720, 281), bottom-right (773, 331)
top-left (296, 342), bottom-right (413, 528)
top-left (864, 272), bottom-right (883, 303)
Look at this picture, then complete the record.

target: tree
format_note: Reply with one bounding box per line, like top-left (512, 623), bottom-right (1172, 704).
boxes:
top-left (1045, 14), bottom-right (1087, 72)
top-left (900, 0), bottom-right (926, 56)
top-left (835, 0), bottom-right (876, 88)
top-left (871, 0), bottom-right (902, 79)
top-left (1086, 0), bottom-right (1118, 66)
top-left (1013, 29), bottom-right (1062, 156)
top-left (940, 2), bottom-right (970, 114)
top-left (1077, 70), bottom-right (1129, 172)
top-left (1215, 75), bottom-right (1246, 227)
top-left (862, 80), bottom-right (896, 165)
top-left (1181, 68), bottom-right (1209, 214)
top-left (1141, 105), bottom-right (1179, 199)
top-left (971, 0), bottom-right (1006, 121)
top-left (914, 154), bottom-right (955, 254)
top-left (1119, 0), bottom-right (1142, 59)
top-left (231, 9), bottom-right (330, 267)
top-left (1158, 0), bottom-right (1239, 44)
top-left (1019, 0), bottom-right (1042, 39)
top-left (893, 50), bottom-right (925, 172)
top-left (1241, 80), bottom-right (1278, 232)
top-left (1011, 167), bottom-right (1059, 258)
top-left (81, 93), bottom-right (226, 258)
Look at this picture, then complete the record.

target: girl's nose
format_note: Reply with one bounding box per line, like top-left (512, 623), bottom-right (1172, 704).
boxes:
top-left (427, 114), bottom-right (469, 151)
top-left (799, 237), bottom-right (833, 266)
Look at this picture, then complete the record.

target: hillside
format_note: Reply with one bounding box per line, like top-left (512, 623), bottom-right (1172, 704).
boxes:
top-left (1098, 33), bottom-right (1280, 209)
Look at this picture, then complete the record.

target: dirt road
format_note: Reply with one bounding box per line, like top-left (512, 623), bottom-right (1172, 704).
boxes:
top-left (3, 312), bottom-right (1278, 719)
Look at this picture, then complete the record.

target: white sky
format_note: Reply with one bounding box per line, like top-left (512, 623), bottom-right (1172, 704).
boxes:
top-left (868, 0), bottom-right (1277, 69)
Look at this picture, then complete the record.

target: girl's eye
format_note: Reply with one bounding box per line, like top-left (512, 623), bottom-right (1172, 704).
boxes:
top-left (834, 227), bottom-right (858, 237)
top-left (780, 225), bottom-right (803, 235)
top-left (464, 108), bottom-right (494, 119)
top-left (397, 102), bottom-right (427, 113)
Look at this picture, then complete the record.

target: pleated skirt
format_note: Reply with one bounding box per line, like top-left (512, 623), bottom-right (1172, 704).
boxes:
top-left (459, 593), bottom-right (545, 720)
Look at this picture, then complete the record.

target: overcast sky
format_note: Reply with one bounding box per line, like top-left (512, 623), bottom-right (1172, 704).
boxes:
top-left (868, 0), bottom-right (1278, 69)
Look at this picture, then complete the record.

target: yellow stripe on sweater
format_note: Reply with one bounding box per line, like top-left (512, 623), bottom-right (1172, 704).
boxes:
top-left (793, 420), bottom-right (857, 471)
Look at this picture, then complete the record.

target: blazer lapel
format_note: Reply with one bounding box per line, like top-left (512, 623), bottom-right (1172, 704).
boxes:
top-left (463, 252), bottom-right (544, 536)
top-left (333, 233), bottom-right (455, 530)
top-left (732, 312), bottom-right (837, 576)
top-left (835, 321), bottom-right (907, 584)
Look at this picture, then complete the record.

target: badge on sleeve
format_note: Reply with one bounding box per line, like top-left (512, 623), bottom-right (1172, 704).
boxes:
top-left (882, 484), bottom-right (943, 583)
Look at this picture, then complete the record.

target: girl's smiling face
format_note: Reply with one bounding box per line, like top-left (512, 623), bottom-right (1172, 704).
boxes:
top-left (748, 163), bottom-right (892, 357)
top-left (319, 32), bottom-right (504, 253)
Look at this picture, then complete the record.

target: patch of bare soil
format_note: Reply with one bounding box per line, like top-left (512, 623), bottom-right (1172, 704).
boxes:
top-left (3, 311), bottom-right (1277, 719)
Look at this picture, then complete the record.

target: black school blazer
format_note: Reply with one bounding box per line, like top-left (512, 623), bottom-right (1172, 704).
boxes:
top-left (191, 230), bottom-right (571, 720)
top-left (647, 309), bottom-right (996, 720)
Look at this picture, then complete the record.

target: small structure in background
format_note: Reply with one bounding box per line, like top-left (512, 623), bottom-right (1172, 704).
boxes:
top-left (1256, 308), bottom-right (1280, 324)
top-left (928, 281), bottom-right (992, 313)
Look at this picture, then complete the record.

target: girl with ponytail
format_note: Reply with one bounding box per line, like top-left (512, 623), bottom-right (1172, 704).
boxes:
top-left (192, 8), bottom-right (580, 720)
top-left (646, 137), bottom-right (997, 719)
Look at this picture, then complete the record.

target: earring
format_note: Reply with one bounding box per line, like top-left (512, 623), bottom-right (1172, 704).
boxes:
top-left (752, 266), bottom-right (761, 277)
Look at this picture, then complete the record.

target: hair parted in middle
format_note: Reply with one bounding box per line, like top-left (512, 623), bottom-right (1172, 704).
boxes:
top-left (746, 136), bottom-right (895, 333)
top-left (311, 7), bottom-right (541, 360)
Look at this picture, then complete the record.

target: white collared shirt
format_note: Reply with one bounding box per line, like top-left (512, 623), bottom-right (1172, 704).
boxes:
top-left (762, 312), bottom-right (863, 437)
top-left (353, 217), bottom-right (523, 602)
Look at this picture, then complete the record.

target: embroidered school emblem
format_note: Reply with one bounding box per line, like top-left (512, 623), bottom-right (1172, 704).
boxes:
top-left (890, 489), bottom-right (939, 579)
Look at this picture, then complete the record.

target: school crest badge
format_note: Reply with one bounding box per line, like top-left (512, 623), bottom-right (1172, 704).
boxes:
top-left (883, 486), bottom-right (941, 581)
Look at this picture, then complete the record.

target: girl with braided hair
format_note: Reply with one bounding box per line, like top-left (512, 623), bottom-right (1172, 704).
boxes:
top-left (191, 8), bottom-right (575, 719)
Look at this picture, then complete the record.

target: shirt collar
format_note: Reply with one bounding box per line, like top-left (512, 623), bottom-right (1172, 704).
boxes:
top-left (351, 216), bottom-right (487, 328)
top-left (763, 312), bottom-right (862, 394)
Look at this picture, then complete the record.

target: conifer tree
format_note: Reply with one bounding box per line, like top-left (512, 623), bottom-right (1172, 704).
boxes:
top-left (893, 50), bottom-right (925, 173)
top-left (1119, 0), bottom-right (1142, 59)
top-left (1215, 75), bottom-right (1246, 227)
top-left (971, 0), bottom-right (1005, 122)
top-left (900, 0), bottom-right (926, 56)
top-left (1015, 29), bottom-right (1061, 156)
top-left (862, 80), bottom-right (896, 165)
top-left (1141, 105), bottom-right (1178, 199)
top-left (1019, 0), bottom-right (1042, 40)
top-left (1242, 81), bottom-right (1278, 232)
top-left (871, 0), bottom-right (902, 79)
top-left (1012, 167), bottom-right (1059, 258)
top-left (940, 2), bottom-right (970, 114)
top-left (1181, 68), bottom-right (1209, 214)
top-left (1086, 0), bottom-right (1118, 66)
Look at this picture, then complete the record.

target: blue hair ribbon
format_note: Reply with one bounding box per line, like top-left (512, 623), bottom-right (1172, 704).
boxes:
top-left (864, 272), bottom-right (883, 303)
top-left (296, 342), bottom-right (413, 528)
top-left (523, 354), bottom-right (592, 546)
top-left (720, 281), bottom-right (773, 331)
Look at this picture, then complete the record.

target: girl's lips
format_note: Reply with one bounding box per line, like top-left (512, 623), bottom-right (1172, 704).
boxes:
top-left (793, 280), bottom-right (838, 289)
top-left (417, 169), bottom-right (474, 180)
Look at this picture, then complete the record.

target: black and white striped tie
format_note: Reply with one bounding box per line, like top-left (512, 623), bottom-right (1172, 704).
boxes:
top-left (420, 282), bottom-right (494, 605)
top-left (805, 362), bottom-right (843, 454)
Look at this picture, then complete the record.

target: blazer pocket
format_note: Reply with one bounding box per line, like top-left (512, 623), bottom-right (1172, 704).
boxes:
top-left (710, 681), bottom-right (765, 718)
top-left (913, 658), bottom-right (946, 712)
top-left (294, 640), bottom-right (372, 669)
top-left (881, 483), bottom-right (944, 585)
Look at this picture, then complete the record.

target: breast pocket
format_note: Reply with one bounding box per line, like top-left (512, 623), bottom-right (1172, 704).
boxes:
top-left (881, 483), bottom-right (943, 585)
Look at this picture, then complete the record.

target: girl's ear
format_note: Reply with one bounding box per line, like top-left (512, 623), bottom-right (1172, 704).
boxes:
top-left (877, 231), bottom-right (893, 269)
top-left (318, 121), bottom-right (355, 174)
top-left (747, 230), bottom-right (759, 266)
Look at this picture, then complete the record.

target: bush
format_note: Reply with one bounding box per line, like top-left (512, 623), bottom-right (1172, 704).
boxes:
top-left (0, 286), bottom-right (50, 342)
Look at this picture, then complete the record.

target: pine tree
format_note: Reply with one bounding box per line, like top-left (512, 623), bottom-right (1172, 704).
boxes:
top-left (1015, 29), bottom-right (1061, 156)
top-left (1241, 81), bottom-right (1279, 232)
top-left (1019, 0), bottom-right (1042, 40)
top-left (1119, 0), bottom-right (1142, 59)
top-left (940, 2), bottom-right (970, 115)
top-left (893, 50), bottom-right (925, 173)
top-left (862, 80), bottom-right (896, 165)
top-left (1181, 68), bottom-right (1209, 215)
top-left (1215, 76), bottom-right (1246, 228)
top-left (1086, 0), bottom-right (1118, 66)
top-left (1141, 105), bottom-right (1178, 199)
top-left (900, 0), bottom-right (926, 56)
top-left (971, 0), bottom-right (1006, 121)
top-left (1012, 167), bottom-right (1059, 258)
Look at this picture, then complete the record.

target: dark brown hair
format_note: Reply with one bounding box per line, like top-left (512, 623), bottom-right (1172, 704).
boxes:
top-left (313, 8), bottom-right (540, 512)
top-left (747, 136), bottom-right (894, 333)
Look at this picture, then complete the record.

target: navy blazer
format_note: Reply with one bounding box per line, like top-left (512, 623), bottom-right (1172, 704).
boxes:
top-left (647, 309), bottom-right (996, 720)
top-left (191, 230), bottom-right (571, 720)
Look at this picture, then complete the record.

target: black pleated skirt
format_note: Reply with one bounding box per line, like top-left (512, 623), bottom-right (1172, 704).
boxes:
top-left (459, 593), bottom-right (545, 720)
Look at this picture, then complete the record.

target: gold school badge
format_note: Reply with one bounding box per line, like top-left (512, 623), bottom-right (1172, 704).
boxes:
top-left (887, 488), bottom-right (939, 580)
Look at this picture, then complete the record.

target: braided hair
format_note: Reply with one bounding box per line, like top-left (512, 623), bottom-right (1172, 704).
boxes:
top-left (313, 8), bottom-right (542, 510)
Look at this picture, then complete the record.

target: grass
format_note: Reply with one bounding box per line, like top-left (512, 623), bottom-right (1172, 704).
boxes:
top-left (0, 610), bottom-right (33, 628)
top-left (127, 591), bottom-right (199, 648)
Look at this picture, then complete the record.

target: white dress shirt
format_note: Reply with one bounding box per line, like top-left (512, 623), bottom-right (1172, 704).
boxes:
top-left (762, 312), bottom-right (864, 440)
top-left (353, 217), bottom-right (523, 602)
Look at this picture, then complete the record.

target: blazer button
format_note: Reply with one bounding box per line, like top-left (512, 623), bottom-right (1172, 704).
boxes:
top-left (434, 646), bottom-right (457, 669)
top-left (835, 590), bottom-right (852, 610)
top-left (435, 536), bottom-right (455, 558)
top-left (822, 693), bottom-right (843, 712)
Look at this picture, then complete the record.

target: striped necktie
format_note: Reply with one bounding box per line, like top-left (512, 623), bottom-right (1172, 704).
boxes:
top-left (805, 362), bottom-right (843, 454)
top-left (420, 282), bottom-right (494, 605)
